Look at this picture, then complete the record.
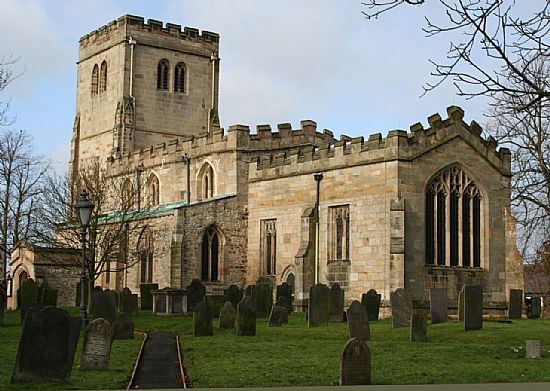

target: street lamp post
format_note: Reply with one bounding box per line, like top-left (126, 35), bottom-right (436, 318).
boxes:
top-left (74, 190), bottom-right (94, 330)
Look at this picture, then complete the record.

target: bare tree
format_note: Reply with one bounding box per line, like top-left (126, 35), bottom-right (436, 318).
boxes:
top-left (0, 129), bottom-right (48, 281)
top-left (38, 163), bottom-right (141, 300)
top-left (488, 59), bottom-right (550, 258)
top-left (0, 55), bottom-right (23, 126)
top-left (362, 1), bottom-right (550, 109)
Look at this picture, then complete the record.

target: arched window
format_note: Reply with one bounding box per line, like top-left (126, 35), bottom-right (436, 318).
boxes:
top-left (157, 59), bottom-right (169, 90)
top-left (426, 166), bottom-right (483, 267)
top-left (198, 162), bottom-right (215, 200)
top-left (201, 226), bottom-right (222, 282)
top-left (99, 61), bottom-right (107, 92)
top-left (91, 64), bottom-right (99, 95)
top-left (261, 219), bottom-right (277, 275)
top-left (138, 227), bottom-right (154, 284)
top-left (148, 174), bottom-right (160, 206)
top-left (174, 62), bottom-right (186, 93)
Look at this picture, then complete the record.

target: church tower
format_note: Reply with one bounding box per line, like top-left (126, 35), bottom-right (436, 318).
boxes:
top-left (69, 15), bottom-right (220, 176)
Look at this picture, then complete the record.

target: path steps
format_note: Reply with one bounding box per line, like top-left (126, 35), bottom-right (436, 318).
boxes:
top-left (128, 331), bottom-right (187, 389)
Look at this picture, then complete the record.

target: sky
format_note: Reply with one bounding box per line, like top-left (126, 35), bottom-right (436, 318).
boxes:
top-left (0, 0), bottom-right (494, 173)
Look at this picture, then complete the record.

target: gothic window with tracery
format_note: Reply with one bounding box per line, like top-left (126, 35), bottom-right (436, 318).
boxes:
top-left (426, 165), bottom-right (482, 267)
top-left (157, 59), bottom-right (169, 90)
top-left (91, 64), bottom-right (99, 95)
top-left (174, 62), bottom-right (186, 93)
top-left (148, 174), bottom-right (160, 206)
top-left (199, 163), bottom-right (215, 200)
top-left (201, 226), bottom-right (221, 282)
top-left (138, 227), bottom-right (154, 284)
top-left (260, 219), bottom-right (277, 275)
top-left (328, 205), bottom-right (350, 262)
top-left (99, 61), bottom-right (107, 92)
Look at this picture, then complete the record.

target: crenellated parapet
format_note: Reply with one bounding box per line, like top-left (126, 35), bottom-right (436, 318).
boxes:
top-left (248, 106), bottom-right (512, 182)
top-left (79, 15), bottom-right (219, 61)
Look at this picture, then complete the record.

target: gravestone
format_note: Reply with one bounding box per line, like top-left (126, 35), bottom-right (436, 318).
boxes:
top-left (20, 278), bottom-right (39, 305)
top-left (236, 295), bottom-right (256, 336)
top-left (362, 289), bottom-right (381, 321)
top-left (186, 279), bottom-right (206, 313)
top-left (224, 285), bottom-right (242, 309)
top-left (463, 285), bottom-right (483, 330)
top-left (275, 296), bottom-right (290, 320)
top-left (429, 288), bottom-right (448, 324)
top-left (329, 283), bottom-right (344, 322)
top-left (40, 281), bottom-right (58, 307)
top-left (339, 338), bottom-right (371, 386)
top-left (206, 295), bottom-right (225, 316)
top-left (193, 301), bottom-right (213, 337)
top-left (139, 283), bottom-right (159, 310)
top-left (80, 318), bottom-right (113, 371)
top-left (120, 289), bottom-right (139, 316)
top-left (458, 287), bottom-right (465, 321)
top-left (91, 291), bottom-right (118, 323)
top-left (527, 297), bottom-right (542, 319)
top-left (508, 289), bottom-right (523, 319)
top-left (245, 284), bottom-right (254, 297)
top-left (219, 301), bottom-right (236, 329)
top-left (253, 282), bottom-right (273, 318)
top-left (410, 307), bottom-right (428, 342)
top-left (526, 340), bottom-right (541, 359)
top-left (390, 288), bottom-right (412, 328)
top-left (268, 305), bottom-right (288, 327)
top-left (93, 286), bottom-right (103, 292)
top-left (11, 306), bottom-right (80, 383)
top-left (346, 300), bottom-right (370, 342)
top-left (276, 282), bottom-right (293, 312)
top-left (20, 303), bottom-right (47, 324)
top-left (112, 313), bottom-right (134, 340)
top-left (308, 283), bottom-right (330, 327)
top-left (155, 292), bottom-right (167, 313)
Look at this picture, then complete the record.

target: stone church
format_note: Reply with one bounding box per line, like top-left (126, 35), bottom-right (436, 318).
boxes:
top-left (9, 15), bottom-right (523, 312)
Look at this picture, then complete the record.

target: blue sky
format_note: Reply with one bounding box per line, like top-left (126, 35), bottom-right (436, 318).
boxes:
top-left (1, 0), bottom-right (493, 172)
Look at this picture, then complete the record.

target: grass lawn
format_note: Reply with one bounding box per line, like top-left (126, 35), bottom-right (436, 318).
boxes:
top-left (1, 308), bottom-right (549, 389)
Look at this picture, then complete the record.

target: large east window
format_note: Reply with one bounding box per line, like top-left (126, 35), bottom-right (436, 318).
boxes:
top-left (426, 165), bottom-right (482, 267)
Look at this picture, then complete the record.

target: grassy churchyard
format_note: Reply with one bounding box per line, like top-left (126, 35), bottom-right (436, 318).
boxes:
top-left (1, 308), bottom-right (549, 389)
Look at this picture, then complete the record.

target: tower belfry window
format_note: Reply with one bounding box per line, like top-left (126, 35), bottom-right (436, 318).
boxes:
top-left (157, 59), bottom-right (169, 90)
top-left (99, 61), bottom-right (107, 92)
top-left (174, 62), bottom-right (186, 93)
top-left (91, 64), bottom-right (99, 95)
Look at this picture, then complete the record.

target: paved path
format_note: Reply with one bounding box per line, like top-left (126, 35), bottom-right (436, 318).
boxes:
top-left (129, 331), bottom-right (185, 389)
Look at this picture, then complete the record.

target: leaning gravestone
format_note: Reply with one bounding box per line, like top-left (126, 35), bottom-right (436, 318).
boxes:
top-left (91, 291), bottom-right (118, 323)
top-left (186, 279), bottom-right (206, 313)
top-left (253, 282), bottom-right (273, 318)
top-left (362, 289), bottom-right (381, 321)
top-left (339, 338), bottom-right (371, 386)
top-left (429, 288), bottom-right (448, 324)
top-left (410, 304), bottom-right (428, 342)
top-left (193, 301), bottom-right (213, 337)
top-left (508, 289), bottom-right (523, 319)
top-left (20, 278), bottom-right (39, 306)
top-left (308, 283), bottom-right (330, 327)
top-left (11, 306), bottom-right (80, 383)
top-left (276, 282), bottom-right (293, 312)
top-left (112, 313), bottom-right (134, 340)
top-left (390, 288), bottom-right (412, 328)
top-left (268, 305), bottom-right (288, 327)
top-left (219, 301), bottom-right (236, 329)
top-left (80, 318), bottom-right (113, 371)
top-left (329, 283), bottom-right (344, 322)
top-left (120, 289), bottom-right (139, 316)
top-left (528, 297), bottom-right (542, 319)
top-left (224, 285), bottom-right (242, 309)
top-left (139, 283), bottom-right (159, 310)
top-left (236, 295), bottom-right (256, 336)
top-left (346, 300), bottom-right (370, 342)
top-left (464, 285), bottom-right (483, 330)
top-left (20, 304), bottom-right (47, 324)
top-left (275, 296), bottom-right (290, 321)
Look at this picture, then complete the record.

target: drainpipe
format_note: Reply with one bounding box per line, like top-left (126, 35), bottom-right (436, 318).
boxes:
top-left (313, 172), bottom-right (323, 284)
top-left (182, 154), bottom-right (191, 204)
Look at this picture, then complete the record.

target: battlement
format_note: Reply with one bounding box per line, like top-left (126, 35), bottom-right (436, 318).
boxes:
top-left (79, 14), bottom-right (219, 49)
top-left (249, 106), bottom-right (512, 180)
